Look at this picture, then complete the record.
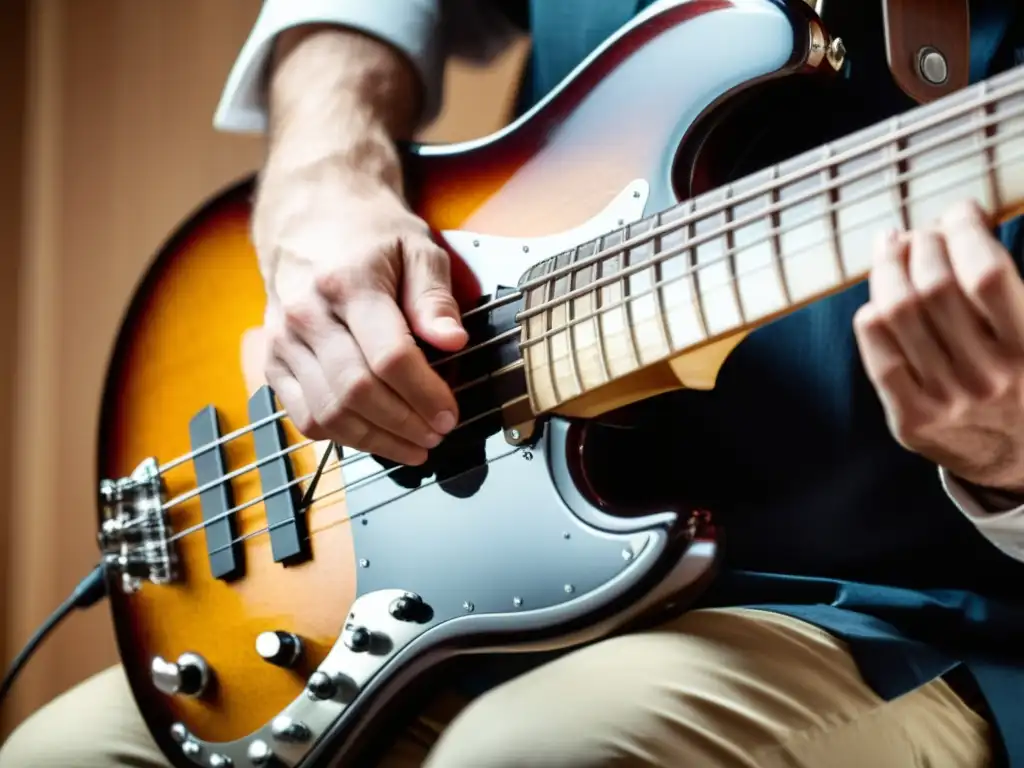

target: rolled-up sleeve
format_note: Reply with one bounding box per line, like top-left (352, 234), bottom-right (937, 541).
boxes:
top-left (213, 0), bottom-right (519, 135)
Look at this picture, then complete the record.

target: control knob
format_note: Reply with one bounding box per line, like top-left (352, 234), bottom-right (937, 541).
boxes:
top-left (150, 652), bottom-right (210, 698)
top-left (255, 630), bottom-right (303, 667)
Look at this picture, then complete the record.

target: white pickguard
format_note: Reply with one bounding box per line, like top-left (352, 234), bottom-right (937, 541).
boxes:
top-left (440, 180), bottom-right (651, 291)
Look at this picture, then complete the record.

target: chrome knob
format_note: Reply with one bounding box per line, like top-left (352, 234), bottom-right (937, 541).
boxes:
top-left (255, 630), bottom-right (303, 667)
top-left (246, 739), bottom-right (275, 766)
top-left (271, 715), bottom-right (311, 743)
top-left (306, 671), bottom-right (337, 700)
top-left (343, 626), bottom-right (372, 652)
top-left (150, 652), bottom-right (210, 697)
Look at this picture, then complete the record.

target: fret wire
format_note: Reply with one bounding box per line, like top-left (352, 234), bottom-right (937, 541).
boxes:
top-left (620, 223), bottom-right (644, 370)
top-left (768, 164), bottom-right (792, 305)
top-left (511, 77), bottom-right (1024, 310)
top-left (564, 244), bottom-right (586, 397)
top-left (524, 138), bottom-right (1024, 356)
top-left (891, 117), bottom-right (911, 231)
top-left (822, 144), bottom-right (846, 281)
top-left (593, 234), bottom-right (615, 385)
top-left (979, 81), bottom-right (1002, 212)
top-left (650, 211), bottom-right (674, 356)
top-left (686, 199), bottom-right (710, 340)
top-left (541, 255), bottom-right (562, 405)
top-left (721, 183), bottom-right (746, 324)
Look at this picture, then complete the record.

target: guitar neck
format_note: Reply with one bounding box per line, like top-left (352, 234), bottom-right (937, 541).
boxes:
top-left (519, 64), bottom-right (1024, 416)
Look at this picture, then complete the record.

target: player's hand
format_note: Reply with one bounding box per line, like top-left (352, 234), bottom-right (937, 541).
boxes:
top-left (254, 168), bottom-right (468, 466)
top-left (855, 200), bottom-right (1024, 493)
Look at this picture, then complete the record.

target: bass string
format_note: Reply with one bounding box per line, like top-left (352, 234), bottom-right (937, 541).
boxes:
top-left (469, 75), bottom-right (1024, 320)
top-left (159, 143), bottom-right (1024, 547)
top-left (160, 395), bottom-right (529, 538)
top-left (203, 443), bottom-right (524, 558)
top-left (147, 85), bottom-right (1024, 485)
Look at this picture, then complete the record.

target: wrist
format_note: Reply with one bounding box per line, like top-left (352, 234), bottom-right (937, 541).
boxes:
top-left (269, 25), bottom-right (421, 144)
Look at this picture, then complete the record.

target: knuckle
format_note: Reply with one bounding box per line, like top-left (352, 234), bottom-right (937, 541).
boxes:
top-left (916, 273), bottom-right (958, 304)
top-left (338, 371), bottom-right (376, 409)
top-left (879, 296), bottom-right (920, 325)
top-left (965, 261), bottom-right (1012, 302)
top-left (314, 268), bottom-right (359, 303)
top-left (281, 299), bottom-right (320, 335)
top-left (368, 338), bottom-right (419, 379)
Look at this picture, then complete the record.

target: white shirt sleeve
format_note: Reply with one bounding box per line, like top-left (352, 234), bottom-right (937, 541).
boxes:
top-left (940, 467), bottom-right (1024, 562)
top-left (213, 0), bottom-right (519, 135)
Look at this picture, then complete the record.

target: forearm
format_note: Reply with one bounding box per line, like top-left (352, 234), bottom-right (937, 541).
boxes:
top-left (264, 26), bottom-right (421, 191)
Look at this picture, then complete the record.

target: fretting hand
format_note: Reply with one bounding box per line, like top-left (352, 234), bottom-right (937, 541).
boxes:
top-left (854, 199), bottom-right (1024, 494)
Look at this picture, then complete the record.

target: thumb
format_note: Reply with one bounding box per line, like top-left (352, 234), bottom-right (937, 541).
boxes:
top-left (402, 244), bottom-right (468, 351)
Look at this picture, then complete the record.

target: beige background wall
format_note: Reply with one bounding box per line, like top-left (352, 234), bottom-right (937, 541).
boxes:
top-left (0, 0), bottom-right (527, 739)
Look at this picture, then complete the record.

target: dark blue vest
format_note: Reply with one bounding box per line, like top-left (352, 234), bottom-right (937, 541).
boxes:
top-left (477, 1), bottom-right (1024, 763)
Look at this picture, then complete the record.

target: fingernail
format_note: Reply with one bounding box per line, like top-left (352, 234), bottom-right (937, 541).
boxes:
top-left (423, 431), bottom-right (443, 449)
top-left (435, 317), bottom-right (463, 335)
top-left (433, 410), bottom-right (456, 433)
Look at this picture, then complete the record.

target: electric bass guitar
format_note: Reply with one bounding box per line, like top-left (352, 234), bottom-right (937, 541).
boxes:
top-left (96, 1), bottom-right (1024, 766)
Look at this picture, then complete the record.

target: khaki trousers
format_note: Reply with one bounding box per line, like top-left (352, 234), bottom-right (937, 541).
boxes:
top-left (0, 608), bottom-right (993, 767)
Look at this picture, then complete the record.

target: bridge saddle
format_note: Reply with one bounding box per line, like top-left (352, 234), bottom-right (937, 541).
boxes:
top-left (98, 457), bottom-right (177, 594)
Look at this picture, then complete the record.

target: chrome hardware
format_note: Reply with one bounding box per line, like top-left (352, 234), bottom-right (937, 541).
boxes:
top-left (182, 741), bottom-right (201, 758)
top-left (342, 626), bottom-right (371, 653)
top-left (827, 38), bottom-right (846, 71)
top-left (917, 46), bottom-right (948, 85)
top-left (170, 723), bottom-right (189, 743)
top-left (388, 593), bottom-right (432, 623)
top-left (151, 652), bottom-right (210, 698)
top-left (246, 740), bottom-right (275, 766)
top-left (305, 671), bottom-right (337, 701)
top-left (256, 631), bottom-right (303, 668)
top-left (98, 457), bottom-right (177, 594)
top-left (208, 755), bottom-right (233, 768)
top-left (270, 716), bottom-right (311, 743)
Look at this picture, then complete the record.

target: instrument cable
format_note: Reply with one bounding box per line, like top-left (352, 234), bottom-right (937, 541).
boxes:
top-left (0, 563), bottom-right (107, 708)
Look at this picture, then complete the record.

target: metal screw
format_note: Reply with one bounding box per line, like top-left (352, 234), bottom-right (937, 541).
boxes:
top-left (633, 190), bottom-right (641, 198)
top-left (462, 601), bottom-right (475, 612)
top-left (181, 741), bottom-right (201, 758)
top-left (522, 245), bottom-right (530, 253)
top-left (918, 46), bottom-right (948, 85)
top-left (564, 584), bottom-right (575, 594)
top-left (621, 548), bottom-right (634, 562)
top-left (513, 597), bottom-right (523, 607)
top-left (473, 239), bottom-right (480, 247)
top-left (522, 450), bottom-right (533, 461)
top-left (508, 428), bottom-right (520, 440)
top-left (563, 532), bottom-right (571, 540)
top-left (359, 558), bottom-right (369, 568)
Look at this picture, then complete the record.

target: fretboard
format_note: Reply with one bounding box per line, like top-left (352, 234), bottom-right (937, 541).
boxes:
top-left (518, 63), bottom-right (1024, 415)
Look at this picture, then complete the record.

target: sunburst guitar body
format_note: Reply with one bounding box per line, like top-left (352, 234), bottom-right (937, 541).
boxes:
top-left (97, 1), bottom-right (1024, 766)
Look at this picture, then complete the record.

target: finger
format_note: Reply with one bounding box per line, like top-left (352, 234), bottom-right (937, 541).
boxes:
top-left (306, 322), bottom-right (444, 451)
top-left (939, 200), bottom-right (1024, 354)
top-left (401, 242), bottom-right (469, 352)
top-left (853, 302), bottom-right (921, 422)
top-left (906, 228), bottom-right (996, 394)
top-left (339, 289), bottom-right (461, 436)
top-left (265, 357), bottom-right (323, 440)
top-left (868, 229), bottom-right (953, 393)
top-left (272, 326), bottom-right (429, 466)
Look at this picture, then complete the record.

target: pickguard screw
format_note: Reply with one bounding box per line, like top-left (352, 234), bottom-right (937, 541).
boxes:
top-left (508, 428), bottom-right (520, 440)
top-left (513, 597), bottom-right (523, 607)
top-left (633, 190), bottom-right (641, 198)
top-left (563, 532), bottom-right (571, 540)
top-left (522, 245), bottom-right (530, 253)
top-left (463, 601), bottom-right (475, 612)
top-left (473, 239), bottom-right (480, 247)
top-left (522, 450), bottom-right (533, 461)
top-left (564, 584), bottom-right (575, 594)
top-left (359, 559), bottom-right (370, 568)
top-left (621, 548), bottom-right (634, 561)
